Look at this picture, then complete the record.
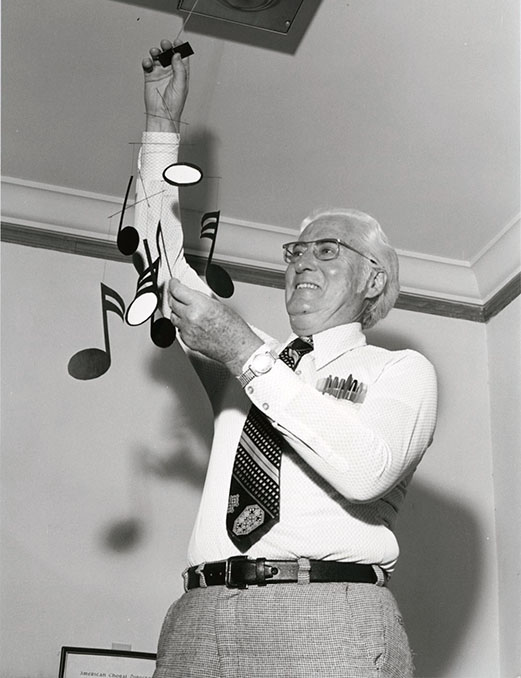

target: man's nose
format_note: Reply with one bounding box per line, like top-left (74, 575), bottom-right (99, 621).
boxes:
top-left (294, 247), bottom-right (317, 271)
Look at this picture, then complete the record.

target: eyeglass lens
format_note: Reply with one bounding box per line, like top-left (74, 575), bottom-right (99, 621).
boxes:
top-left (283, 239), bottom-right (380, 268)
top-left (284, 240), bottom-right (340, 262)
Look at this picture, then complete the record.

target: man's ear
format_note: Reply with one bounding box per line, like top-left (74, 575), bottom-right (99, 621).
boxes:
top-left (365, 269), bottom-right (387, 299)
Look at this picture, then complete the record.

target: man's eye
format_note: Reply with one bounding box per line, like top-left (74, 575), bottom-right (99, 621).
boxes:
top-left (292, 244), bottom-right (307, 256)
top-left (316, 242), bottom-right (336, 257)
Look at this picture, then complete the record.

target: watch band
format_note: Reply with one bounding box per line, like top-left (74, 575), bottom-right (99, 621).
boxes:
top-left (238, 368), bottom-right (258, 389)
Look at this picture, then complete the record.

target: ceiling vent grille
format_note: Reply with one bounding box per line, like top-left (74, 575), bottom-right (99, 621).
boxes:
top-left (177, 0), bottom-right (306, 34)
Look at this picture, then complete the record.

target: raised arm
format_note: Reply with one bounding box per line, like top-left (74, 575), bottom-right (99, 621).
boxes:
top-left (133, 39), bottom-right (210, 319)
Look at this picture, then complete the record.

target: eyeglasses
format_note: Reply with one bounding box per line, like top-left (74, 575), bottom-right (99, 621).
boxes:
top-left (282, 238), bottom-right (381, 268)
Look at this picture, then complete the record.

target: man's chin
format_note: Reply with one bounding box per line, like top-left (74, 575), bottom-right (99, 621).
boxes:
top-left (288, 310), bottom-right (322, 336)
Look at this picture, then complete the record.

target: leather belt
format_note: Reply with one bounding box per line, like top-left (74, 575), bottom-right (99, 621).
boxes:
top-left (184, 557), bottom-right (380, 590)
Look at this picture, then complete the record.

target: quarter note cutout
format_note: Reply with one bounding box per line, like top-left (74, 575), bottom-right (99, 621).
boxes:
top-left (126, 240), bottom-right (160, 326)
top-left (155, 41), bottom-right (194, 68)
top-left (163, 163), bottom-right (203, 186)
top-left (150, 224), bottom-right (176, 347)
top-left (200, 211), bottom-right (234, 298)
top-left (116, 175), bottom-right (139, 256)
top-left (68, 283), bottom-right (126, 380)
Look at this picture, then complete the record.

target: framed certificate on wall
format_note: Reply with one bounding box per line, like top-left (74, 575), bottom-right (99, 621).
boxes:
top-left (59, 646), bottom-right (156, 678)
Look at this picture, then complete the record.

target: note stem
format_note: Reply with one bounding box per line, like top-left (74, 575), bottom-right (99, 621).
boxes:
top-left (205, 231), bottom-right (217, 274)
top-left (100, 284), bottom-right (113, 363)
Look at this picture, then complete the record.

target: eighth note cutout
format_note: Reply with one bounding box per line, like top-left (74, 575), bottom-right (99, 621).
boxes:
top-left (200, 211), bottom-right (234, 298)
top-left (68, 283), bottom-right (126, 380)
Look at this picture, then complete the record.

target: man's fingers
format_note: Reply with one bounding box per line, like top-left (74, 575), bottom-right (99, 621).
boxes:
top-left (160, 39), bottom-right (173, 52)
top-left (169, 309), bottom-right (181, 325)
top-left (145, 39), bottom-right (190, 80)
top-left (168, 278), bottom-right (194, 305)
top-left (143, 46), bottom-right (163, 74)
top-left (167, 295), bottom-right (185, 323)
top-left (175, 38), bottom-right (191, 79)
top-left (171, 53), bottom-right (188, 88)
top-left (142, 57), bottom-right (154, 74)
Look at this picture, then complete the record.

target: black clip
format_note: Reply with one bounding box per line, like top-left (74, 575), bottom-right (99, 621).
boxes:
top-left (155, 42), bottom-right (194, 68)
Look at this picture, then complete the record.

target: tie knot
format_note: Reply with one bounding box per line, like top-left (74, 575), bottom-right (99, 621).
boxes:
top-left (279, 336), bottom-right (313, 370)
top-left (289, 336), bottom-right (313, 351)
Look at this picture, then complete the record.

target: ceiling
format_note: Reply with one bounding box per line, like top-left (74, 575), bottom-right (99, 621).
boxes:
top-left (2, 0), bottom-right (520, 265)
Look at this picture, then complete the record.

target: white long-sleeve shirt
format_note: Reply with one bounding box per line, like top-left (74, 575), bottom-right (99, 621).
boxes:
top-left (136, 132), bottom-right (438, 573)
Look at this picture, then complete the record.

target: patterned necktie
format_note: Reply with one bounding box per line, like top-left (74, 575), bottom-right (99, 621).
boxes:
top-left (227, 336), bottom-right (314, 551)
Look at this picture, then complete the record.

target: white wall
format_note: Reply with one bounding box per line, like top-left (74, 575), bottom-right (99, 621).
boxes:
top-left (367, 308), bottom-right (499, 678)
top-left (487, 298), bottom-right (521, 678)
top-left (0, 242), bottom-right (506, 677)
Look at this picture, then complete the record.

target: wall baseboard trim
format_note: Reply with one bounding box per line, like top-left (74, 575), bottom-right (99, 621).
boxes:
top-left (2, 221), bottom-right (519, 323)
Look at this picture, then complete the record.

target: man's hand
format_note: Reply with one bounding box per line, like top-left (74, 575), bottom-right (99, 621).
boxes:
top-left (168, 279), bottom-right (263, 375)
top-left (142, 39), bottom-right (189, 133)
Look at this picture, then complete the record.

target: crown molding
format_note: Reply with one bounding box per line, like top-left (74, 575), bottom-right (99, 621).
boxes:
top-left (2, 221), bottom-right (519, 323)
top-left (2, 176), bottom-right (519, 321)
top-left (469, 214), bottom-right (521, 303)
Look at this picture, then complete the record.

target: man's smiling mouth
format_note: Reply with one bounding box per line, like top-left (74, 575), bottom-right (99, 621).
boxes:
top-left (296, 282), bottom-right (319, 290)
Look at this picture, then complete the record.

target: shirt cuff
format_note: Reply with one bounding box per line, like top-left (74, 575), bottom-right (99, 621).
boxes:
top-left (241, 359), bottom-right (306, 414)
top-left (142, 131), bottom-right (180, 144)
top-left (140, 131), bottom-right (180, 175)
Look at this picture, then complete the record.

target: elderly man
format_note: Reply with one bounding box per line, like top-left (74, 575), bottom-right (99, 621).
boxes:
top-left (137, 40), bottom-right (437, 678)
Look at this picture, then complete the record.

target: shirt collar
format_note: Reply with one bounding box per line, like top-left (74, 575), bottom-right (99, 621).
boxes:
top-left (285, 323), bottom-right (366, 370)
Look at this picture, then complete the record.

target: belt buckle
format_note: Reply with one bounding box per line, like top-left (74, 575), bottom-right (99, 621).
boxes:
top-left (225, 556), bottom-right (249, 589)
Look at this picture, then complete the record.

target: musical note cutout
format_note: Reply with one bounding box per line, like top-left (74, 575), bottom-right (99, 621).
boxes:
top-left (126, 240), bottom-right (160, 326)
top-left (163, 163), bottom-right (203, 186)
top-left (132, 250), bottom-right (145, 276)
top-left (151, 313), bottom-right (176, 348)
top-left (116, 175), bottom-right (139, 256)
top-left (200, 211), bottom-right (234, 298)
top-left (155, 41), bottom-right (194, 68)
top-left (155, 220), bottom-right (173, 278)
top-left (68, 283), bottom-right (126, 380)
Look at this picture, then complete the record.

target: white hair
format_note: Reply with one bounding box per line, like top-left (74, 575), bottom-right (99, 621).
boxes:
top-left (299, 208), bottom-right (400, 329)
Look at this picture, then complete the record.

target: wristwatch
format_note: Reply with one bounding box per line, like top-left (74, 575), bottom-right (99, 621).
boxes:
top-left (238, 348), bottom-right (278, 388)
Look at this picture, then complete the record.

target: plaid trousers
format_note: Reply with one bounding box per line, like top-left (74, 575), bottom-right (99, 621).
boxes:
top-left (153, 581), bottom-right (414, 677)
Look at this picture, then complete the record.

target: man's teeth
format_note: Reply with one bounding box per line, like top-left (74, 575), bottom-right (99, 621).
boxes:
top-left (296, 283), bottom-right (318, 289)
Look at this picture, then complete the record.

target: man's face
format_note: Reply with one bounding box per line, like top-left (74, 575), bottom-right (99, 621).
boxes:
top-left (285, 216), bottom-right (369, 336)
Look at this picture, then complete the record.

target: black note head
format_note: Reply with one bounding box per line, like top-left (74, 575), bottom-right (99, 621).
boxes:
top-left (117, 226), bottom-right (139, 256)
top-left (151, 317), bottom-right (177, 348)
top-left (67, 348), bottom-right (110, 380)
top-left (206, 264), bottom-right (235, 299)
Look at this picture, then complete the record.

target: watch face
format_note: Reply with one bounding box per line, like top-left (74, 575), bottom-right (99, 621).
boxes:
top-left (252, 352), bottom-right (275, 375)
